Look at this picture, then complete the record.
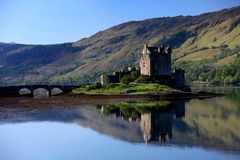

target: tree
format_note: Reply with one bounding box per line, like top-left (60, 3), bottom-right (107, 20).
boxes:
top-left (120, 75), bottom-right (132, 85)
top-left (130, 71), bottom-right (140, 81)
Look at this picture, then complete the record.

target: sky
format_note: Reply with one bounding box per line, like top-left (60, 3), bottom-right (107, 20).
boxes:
top-left (0, 0), bottom-right (240, 44)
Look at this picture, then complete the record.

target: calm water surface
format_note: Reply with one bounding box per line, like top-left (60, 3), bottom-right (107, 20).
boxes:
top-left (0, 87), bottom-right (239, 160)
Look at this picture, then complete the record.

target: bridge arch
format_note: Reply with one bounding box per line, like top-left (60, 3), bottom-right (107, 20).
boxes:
top-left (33, 88), bottom-right (50, 97)
top-left (19, 88), bottom-right (31, 96)
top-left (51, 87), bottom-right (63, 96)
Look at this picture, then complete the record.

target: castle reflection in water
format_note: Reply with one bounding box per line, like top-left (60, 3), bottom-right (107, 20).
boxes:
top-left (99, 101), bottom-right (185, 143)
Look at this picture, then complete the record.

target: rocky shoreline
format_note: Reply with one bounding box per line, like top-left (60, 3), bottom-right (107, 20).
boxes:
top-left (67, 90), bottom-right (224, 100)
top-left (0, 90), bottom-right (225, 109)
top-left (0, 90), bottom-right (224, 101)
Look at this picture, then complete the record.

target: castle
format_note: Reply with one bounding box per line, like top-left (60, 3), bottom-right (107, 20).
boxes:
top-left (140, 44), bottom-right (172, 76)
top-left (139, 44), bottom-right (185, 88)
top-left (101, 44), bottom-right (185, 89)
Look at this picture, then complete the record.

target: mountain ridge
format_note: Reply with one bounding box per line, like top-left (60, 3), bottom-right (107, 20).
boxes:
top-left (0, 6), bottom-right (239, 85)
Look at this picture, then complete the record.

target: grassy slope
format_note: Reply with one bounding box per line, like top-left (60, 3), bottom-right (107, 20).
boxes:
top-left (174, 15), bottom-right (240, 62)
top-left (213, 54), bottom-right (239, 67)
top-left (72, 83), bottom-right (171, 95)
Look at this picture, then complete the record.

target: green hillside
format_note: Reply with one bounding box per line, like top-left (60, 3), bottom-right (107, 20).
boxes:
top-left (0, 6), bottom-right (239, 85)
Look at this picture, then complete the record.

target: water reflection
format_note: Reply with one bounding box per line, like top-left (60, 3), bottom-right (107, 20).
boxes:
top-left (0, 87), bottom-right (240, 158)
top-left (97, 101), bottom-right (185, 143)
top-left (143, 102), bottom-right (184, 143)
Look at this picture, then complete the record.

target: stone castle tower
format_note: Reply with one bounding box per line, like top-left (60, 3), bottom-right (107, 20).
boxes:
top-left (139, 44), bottom-right (172, 76)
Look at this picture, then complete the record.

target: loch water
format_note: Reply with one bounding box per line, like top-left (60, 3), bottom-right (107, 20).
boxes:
top-left (0, 86), bottom-right (239, 160)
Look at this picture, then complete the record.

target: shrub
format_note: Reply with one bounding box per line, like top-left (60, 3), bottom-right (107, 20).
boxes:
top-left (213, 37), bottom-right (217, 42)
top-left (135, 75), bottom-right (152, 83)
top-left (211, 46), bottom-right (217, 49)
top-left (120, 75), bottom-right (132, 85)
top-left (130, 71), bottom-right (140, 81)
top-left (85, 82), bottom-right (102, 91)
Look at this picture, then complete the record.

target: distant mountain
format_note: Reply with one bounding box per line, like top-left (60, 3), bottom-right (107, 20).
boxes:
top-left (0, 6), bottom-right (240, 85)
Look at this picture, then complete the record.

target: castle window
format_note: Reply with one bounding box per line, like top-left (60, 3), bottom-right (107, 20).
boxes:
top-left (143, 62), bottom-right (145, 67)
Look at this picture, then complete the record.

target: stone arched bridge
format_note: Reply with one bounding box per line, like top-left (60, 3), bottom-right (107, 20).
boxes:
top-left (0, 85), bottom-right (82, 97)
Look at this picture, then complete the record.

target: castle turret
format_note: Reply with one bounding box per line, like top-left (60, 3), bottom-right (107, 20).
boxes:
top-left (143, 43), bottom-right (148, 54)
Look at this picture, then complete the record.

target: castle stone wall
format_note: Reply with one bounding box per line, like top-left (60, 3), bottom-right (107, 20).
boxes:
top-left (152, 51), bottom-right (171, 76)
top-left (173, 70), bottom-right (185, 88)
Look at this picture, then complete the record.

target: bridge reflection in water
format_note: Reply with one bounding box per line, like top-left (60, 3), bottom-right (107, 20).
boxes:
top-left (98, 100), bottom-right (185, 143)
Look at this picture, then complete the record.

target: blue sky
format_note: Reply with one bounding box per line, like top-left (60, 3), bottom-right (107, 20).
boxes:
top-left (0, 0), bottom-right (239, 44)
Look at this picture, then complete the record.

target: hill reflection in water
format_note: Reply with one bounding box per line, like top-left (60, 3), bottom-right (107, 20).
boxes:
top-left (0, 90), bottom-right (239, 154)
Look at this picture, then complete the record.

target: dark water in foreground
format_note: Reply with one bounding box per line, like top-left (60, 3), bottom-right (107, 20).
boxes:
top-left (0, 87), bottom-right (239, 160)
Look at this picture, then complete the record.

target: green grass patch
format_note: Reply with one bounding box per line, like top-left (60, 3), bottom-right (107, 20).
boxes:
top-left (72, 83), bottom-right (172, 95)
